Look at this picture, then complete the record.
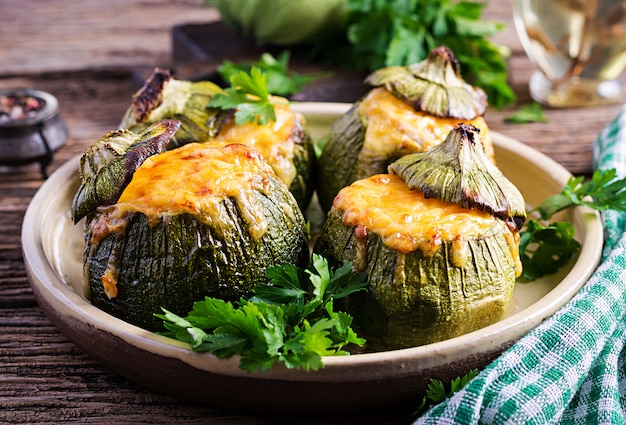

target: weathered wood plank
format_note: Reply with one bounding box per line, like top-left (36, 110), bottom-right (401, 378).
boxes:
top-left (0, 0), bottom-right (219, 77)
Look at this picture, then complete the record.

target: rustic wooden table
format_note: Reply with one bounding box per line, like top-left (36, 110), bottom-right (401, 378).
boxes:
top-left (1, 1), bottom-right (624, 424)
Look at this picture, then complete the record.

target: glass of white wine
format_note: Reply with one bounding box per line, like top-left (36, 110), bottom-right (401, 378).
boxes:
top-left (513, 0), bottom-right (626, 107)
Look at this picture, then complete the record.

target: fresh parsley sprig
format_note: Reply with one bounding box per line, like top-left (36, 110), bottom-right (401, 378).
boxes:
top-left (156, 254), bottom-right (367, 373)
top-left (218, 51), bottom-right (329, 97)
top-left (519, 168), bottom-right (626, 282)
top-left (415, 369), bottom-right (479, 415)
top-left (518, 219), bottom-right (580, 282)
top-left (207, 66), bottom-right (277, 125)
top-left (535, 168), bottom-right (626, 219)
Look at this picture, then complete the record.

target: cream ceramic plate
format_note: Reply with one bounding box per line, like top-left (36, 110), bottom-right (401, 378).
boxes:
top-left (22, 103), bottom-right (603, 414)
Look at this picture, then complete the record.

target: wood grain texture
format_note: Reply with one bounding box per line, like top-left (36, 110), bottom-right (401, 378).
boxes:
top-left (0, 0), bottom-right (219, 77)
top-left (1, 0), bottom-right (624, 423)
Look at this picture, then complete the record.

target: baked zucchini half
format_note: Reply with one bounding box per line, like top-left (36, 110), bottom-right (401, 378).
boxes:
top-left (317, 46), bottom-right (493, 213)
top-left (121, 68), bottom-right (316, 211)
top-left (314, 123), bottom-right (525, 350)
top-left (74, 124), bottom-right (309, 331)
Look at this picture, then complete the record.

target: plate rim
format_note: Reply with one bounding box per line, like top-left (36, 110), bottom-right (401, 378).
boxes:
top-left (22, 102), bottom-right (604, 383)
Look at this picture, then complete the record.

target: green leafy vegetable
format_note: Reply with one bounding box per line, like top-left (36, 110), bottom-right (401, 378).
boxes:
top-left (519, 168), bottom-right (626, 281)
top-left (156, 254), bottom-right (367, 373)
top-left (217, 51), bottom-right (329, 97)
top-left (325, 0), bottom-right (515, 109)
top-left (504, 102), bottom-right (549, 124)
top-left (535, 169), bottom-right (626, 219)
top-left (415, 369), bottom-right (479, 415)
top-left (518, 219), bottom-right (580, 282)
top-left (206, 66), bottom-right (277, 125)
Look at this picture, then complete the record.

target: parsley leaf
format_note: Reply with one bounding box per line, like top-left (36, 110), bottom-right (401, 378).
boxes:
top-left (218, 51), bottom-right (329, 97)
top-left (519, 168), bottom-right (626, 281)
top-left (415, 369), bottom-right (479, 415)
top-left (534, 169), bottom-right (626, 219)
top-left (156, 254), bottom-right (367, 373)
top-left (207, 66), bottom-right (277, 125)
top-left (518, 219), bottom-right (581, 282)
top-left (505, 102), bottom-right (549, 124)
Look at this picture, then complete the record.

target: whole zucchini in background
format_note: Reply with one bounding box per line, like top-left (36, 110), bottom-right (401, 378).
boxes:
top-left (74, 125), bottom-right (309, 331)
top-left (314, 123), bottom-right (526, 351)
top-left (121, 68), bottom-right (316, 211)
top-left (316, 45), bottom-right (493, 213)
top-left (209, 0), bottom-right (347, 46)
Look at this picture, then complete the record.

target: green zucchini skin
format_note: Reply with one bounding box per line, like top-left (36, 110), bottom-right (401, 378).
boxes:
top-left (287, 117), bottom-right (317, 212)
top-left (316, 104), bottom-right (367, 213)
top-left (314, 210), bottom-right (517, 351)
top-left (85, 178), bottom-right (309, 332)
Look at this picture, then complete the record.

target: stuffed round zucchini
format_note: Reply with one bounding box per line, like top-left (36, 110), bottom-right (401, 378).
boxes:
top-left (314, 123), bottom-right (525, 350)
top-left (121, 68), bottom-right (316, 211)
top-left (316, 45), bottom-right (494, 213)
top-left (72, 120), bottom-right (309, 331)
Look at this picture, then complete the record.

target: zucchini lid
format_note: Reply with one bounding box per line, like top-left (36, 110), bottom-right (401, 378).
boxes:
top-left (365, 45), bottom-right (487, 120)
top-left (71, 119), bottom-right (180, 223)
top-left (389, 122), bottom-right (526, 232)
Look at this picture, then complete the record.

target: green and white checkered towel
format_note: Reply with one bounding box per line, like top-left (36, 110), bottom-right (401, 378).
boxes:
top-left (414, 105), bottom-right (626, 425)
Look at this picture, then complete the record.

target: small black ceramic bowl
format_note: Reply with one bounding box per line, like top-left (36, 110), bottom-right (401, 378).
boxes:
top-left (0, 89), bottom-right (68, 178)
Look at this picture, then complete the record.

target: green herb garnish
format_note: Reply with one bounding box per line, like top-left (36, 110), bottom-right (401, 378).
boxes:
top-left (207, 66), bottom-right (277, 125)
top-left (535, 169), bottom-right (626, 219)
top-left (415, 369), bottom-right (479, 415)
top-left (519, 220), bottom-right (580, 282)
top-left (505, 102), bottom-right (549, 124)
top-left (157, 254), bottom-right (367, 373)
top-left (519, 168), bottom-right (626, 281)
top-left (218, 51), bottom-right (329, 97)
top-left (329, 0), bottom-right (515, 108)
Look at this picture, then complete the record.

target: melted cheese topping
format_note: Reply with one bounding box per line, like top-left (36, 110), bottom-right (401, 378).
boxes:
top-left (210, 101), bottom-right (300, 187)
top-left (101, 143), bottom-right (275, 239)
top-left (334, 174), bottom-right (521, 275)
top-left (90, 143), bottom-right (289, 299)
top-left (101, 267), bottom-right (119, 299)
top-left (356, 88), bottom-right (495, 177)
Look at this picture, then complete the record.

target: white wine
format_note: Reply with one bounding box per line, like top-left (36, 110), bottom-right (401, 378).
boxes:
top-left (513, 0), bottom-right (626, 106)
